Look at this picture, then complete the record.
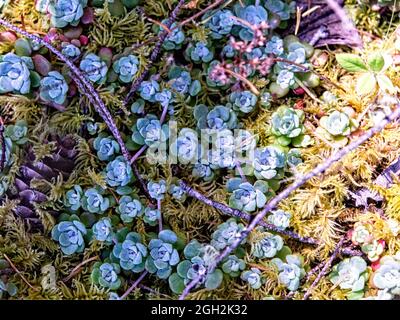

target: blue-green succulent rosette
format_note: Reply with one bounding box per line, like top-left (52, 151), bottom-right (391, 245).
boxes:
top-left (39, 71), bottom-right (69, 105)
top-left (168, 240), bottom-right (223, 294)
top-left (167, 67), bottom-right (201, 97)
top-left (64, 185), bottom-right (83, 212)
top-left (112, 55), bottom-right (139, 83)
top-left (112, 232), bottom-right (147, 273)
top-left (272, 254), bottom-right (306, 291)
top-left (221, 255), bottom-right (246, 278)
top-left (92, 217), bottom-right (114, 243)
top-left (270, 106), bottom-right (311, 147)
top-left (211, 218), bottom-right (246, 251)
top-left (168, 182), bottom-right (186, 202)
top-left (116, 195), bottom-right (143, 223)
top-left (329, 256), bottom-right (368, 300)
top-left (233, 4), bottom-right (268, 41)
top-left (147, 180), bottom-right (167, 201)
top-left (264, 0), bottom-right (296, 22)
top-left (227, 177), bottom-right (272, 213)
top-left (79, 53), bottom-right (108, 84)
top-left (4, 120), bottom-right (28, 145)
top-left (185, 42), bottom-right (214, 64)
top-left (51, 220), bottom-right (87, 255)
top-left (81, 187), bottom-right (114, 214)
top-left (155, 89), bottom-right (173, 108)
top-left (267, 209), bottom-right (291, 229)
top-left (241, 268), bottom-right (263, 289)
top-left (91, 262), bottom-right (122, 290)
top-left (193, 104), bottom-right (238, 130)
top-left (61, 43), bottom-right (81, 59)
top-left (159, 20), bottom-right (185, 50)
top-left (143, 207), bottom-right (161, 226)
top-left (251, 145), bottom-right (286, 186)
top-left (205, 9), bottom-right (235, 40)
top-left (251, 231), bottom-right (284, 259)
top-left (131, 114), bottom-right (169, 148)
top-left (93, 133), bottom-right (120, 162)
top-left (228, 90), bottom-right (258, 114)
top-left (47, 0), bottom-right (88, 28)
top-left (170, 128), bottom-right (199, 165)
top-left (371, 252), bottom-right (400, 299)
top-left (105, 156), bottom-right (134, 194)
top-left (0, 53), bottom-right (36, 95)
top-left (138, 80), bottom-right (160, 102)
top-left (145, 230), bottom-right (180, 279)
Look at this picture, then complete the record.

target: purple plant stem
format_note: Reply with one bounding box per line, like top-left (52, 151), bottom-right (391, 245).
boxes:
top-left (157, 198), bottom-right (163, 233)
top-left (235, 161), bottom-right (247, 182)
top-left (303, 237), bottom-right (345, 300)
top-left (179, 180), bottom-right (319, 245)
top-left (120, 270), bottom-right (148, 300)
top-left (124, 0), bottom-right (187, 105)
top-left (0, 18), bottom-right (131, 162)
top-left (305, 261), bottom-right (326, 283)
top-left (179, 104), bottom-right (400, 300)
top-left (138, 284), bottom-right (171, 298)
top-left (130, 145), bottom-right (148, 164)
top-left (0, 120), bottom-right (5, 172)
top-left (0, 18), bottom-right (161, 205)
top-left (131, 162), bottom-right (155, 204)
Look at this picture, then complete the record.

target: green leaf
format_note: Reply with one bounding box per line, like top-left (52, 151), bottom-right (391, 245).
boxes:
top-left (168, 273), bottom-right (185, 294)
top-left (183, 240), bottom-right (202, 259)
top-left (205, 269), bottom-right (223, 290)
top-left (336, 53), bottom-right (368, 72)
top-left (376, 74), bottom-right (396, 94)
top-left (347, 290), bottom-right (364, 300)
top-left (356, 73), bottom-right (376, 96)
top-left (6, 283), bottom-right (17, 296)
top-left (276, 246), bottom-right (292, 260)
top-left (367, 53), bottom-right (385, 72)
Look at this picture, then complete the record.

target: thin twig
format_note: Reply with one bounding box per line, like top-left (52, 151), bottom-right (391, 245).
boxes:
top-left (0, 18), bottom-right (131, 161)
top-left (235, 160), bottom-right (247, 182)
top-left (179, 103), bottom-right (400, 300)
top-left (132, 162), bottom-right (155, 204)
top-left (120, 271), bottom-right (148, 300)
top-left (223, 67), bottom-right (260, 95)
top-left (138, 284), bottom-right (172, 299)
top-left (130, 145), bottom-right (148, 164)
top-left (303, 237), bottom-right (345, 300)
top-left (157, 198), bottom-right (163, 232)
top-left (178, 0), bottom-right (227, 28)
top-left (62, 256), bottom-right (99, 282)
top-left (294, 78), bottom-right (323, 103)
top-left (124, 0), bottom-right (187, 105)
top-left (179, 180), bottom-right (319, 245)
top-left (0, 18), bottom-right (159, 204)
top-left (273, 57), bottom-right (345, 92)
top-left (3, 254), bottom-right (38, 291)
top-left (0, 117), bottom-right (6, 172)
top-left (129, 0), bottom-right (228, 53)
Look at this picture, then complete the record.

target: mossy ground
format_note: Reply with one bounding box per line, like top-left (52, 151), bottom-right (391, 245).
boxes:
top-left (1, 0), bottom-right (400, 300)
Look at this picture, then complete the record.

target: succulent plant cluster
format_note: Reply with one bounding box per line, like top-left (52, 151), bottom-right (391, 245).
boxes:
top-left (329, 256), bottom-right (369, 300)
top-left (316, 110), bottom-right (359, 147)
